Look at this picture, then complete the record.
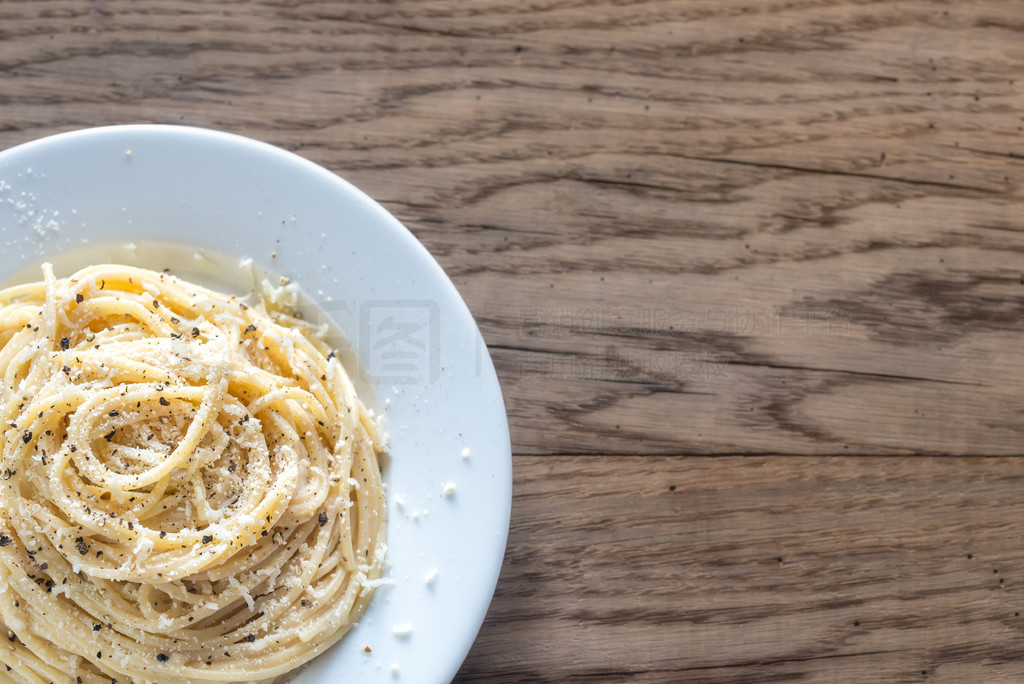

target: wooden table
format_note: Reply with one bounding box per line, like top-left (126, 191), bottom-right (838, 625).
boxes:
top-left (4, 1), bottom-right (1024, 681)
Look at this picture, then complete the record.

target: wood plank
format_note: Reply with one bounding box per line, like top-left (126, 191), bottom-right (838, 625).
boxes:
top-left (460, 456), bottom-right (1024, 683)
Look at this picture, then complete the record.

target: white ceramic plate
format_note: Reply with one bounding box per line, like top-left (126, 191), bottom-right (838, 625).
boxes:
top-left (0, 125), bottom-right (512, 684)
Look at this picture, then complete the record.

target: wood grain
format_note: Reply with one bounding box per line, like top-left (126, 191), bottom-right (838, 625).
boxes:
top-left (2, 0), bottom-right (1024, 681)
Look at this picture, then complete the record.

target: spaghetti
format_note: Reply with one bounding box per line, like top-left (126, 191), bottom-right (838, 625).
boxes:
top-left (0, 264), bottom-right (386, 683)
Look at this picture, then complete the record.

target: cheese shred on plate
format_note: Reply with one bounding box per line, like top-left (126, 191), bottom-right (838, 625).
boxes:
top-left (0, 263), bottom-right (386, 683)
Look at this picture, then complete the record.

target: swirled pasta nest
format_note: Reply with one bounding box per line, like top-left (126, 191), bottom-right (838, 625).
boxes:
top-left (0, 264), bottom-right (386, 683)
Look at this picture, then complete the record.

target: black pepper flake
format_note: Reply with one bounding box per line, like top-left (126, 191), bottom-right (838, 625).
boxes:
top-left (159, 531), bottom-right (167, 539)
top-left (228, 462), bottom-right (236, 473)
top-left (96, 651), bottom-right (102, 659)
top-left (239, 303), bottom-right (248, 310)
top-left (318, 512), bottom-right (328, 527)
top-left (104, 429), bottom-right (116, 441)
top-left (76, 538), bottom-right (88, 555)
top-left (0, 535), bottom-right (10, 547)
top-left (202, 535), bottom-right (213, 544)
top-left (159, 397), bottom-right (169, 406)
top-left (152, 299), bottom-right (160, 308)
top-left (191, 327), bottom-right (200, 338)
top-left (93, 624), bottom-right (101, 631)
top-left (108, 410), bottom-right (119, 417)
top-left (60, 337), bottom-right (70, 351)
top-left (170, 316), bottom-right (179, 324)
top-left (61, 365), bottom-right (71, 375)
top-left (69, 444), bottom-right (77, 452)
top-left (76, 294), bottom-right (84, 303)
top-left (21, 431), bottom-right (31, 444)
top-left (327, 351), bottom-right (336, 361)
top-left (245, 634), bottom-right (255, 642)
top-left (156, 653), bottom-right (169, 662)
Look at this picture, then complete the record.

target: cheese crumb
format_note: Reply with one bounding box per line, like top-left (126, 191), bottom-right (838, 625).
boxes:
top-left (442, 482), bottom-right (456, 496)
top-left (391, 663), bottom-right (400, 676)
top-left (394, 495), bottom-right (404, 508)
top-left (461, 448), bottom-right (470, 459)
top-left (424, 568), bottom-right (438, 585)
top-left (392, 624), bottom-right (412, 636)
